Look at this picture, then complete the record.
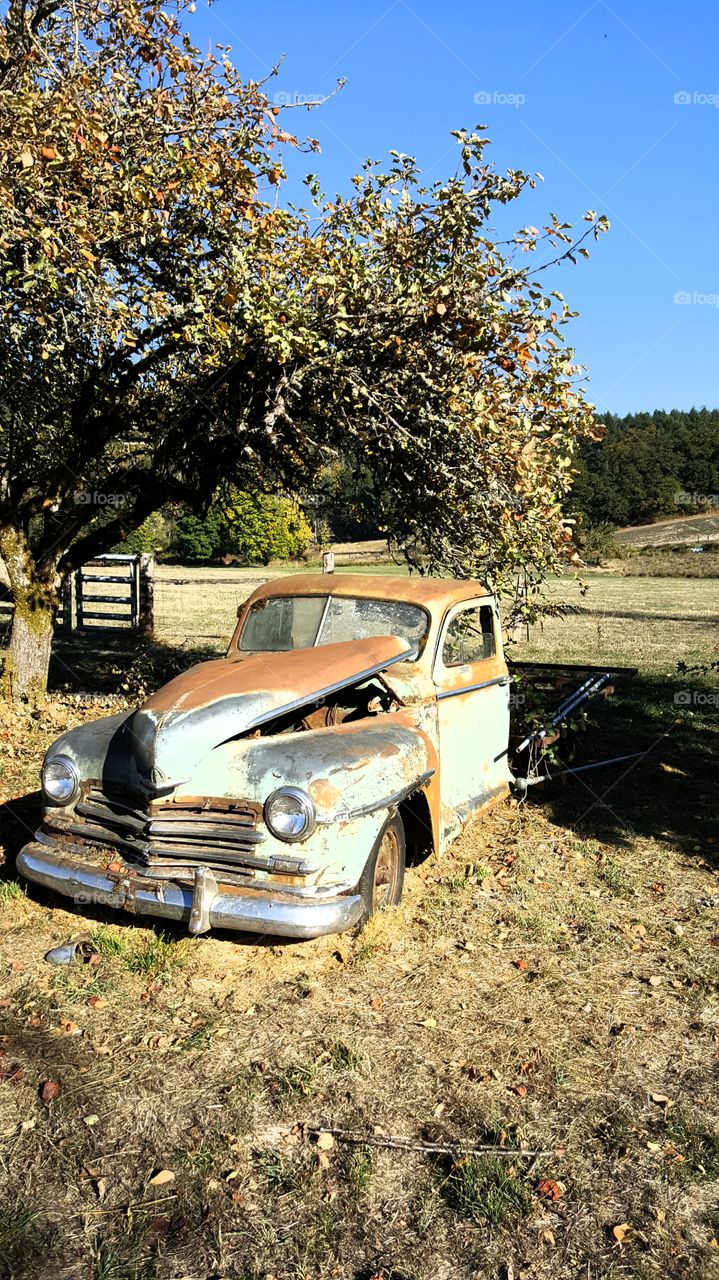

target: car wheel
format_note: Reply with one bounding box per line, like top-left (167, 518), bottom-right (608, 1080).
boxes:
top-left (358, 812), bottom-right (405, 925)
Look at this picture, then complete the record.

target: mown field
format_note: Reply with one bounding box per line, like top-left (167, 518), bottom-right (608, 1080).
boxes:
top-left (616, 512), bottom-right (719, 550)
top-left (0, 568), bottom-right (717, 1280)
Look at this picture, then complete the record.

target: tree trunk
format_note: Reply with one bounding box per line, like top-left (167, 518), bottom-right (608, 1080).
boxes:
top-left (0, 527), bottom-right (59, 704)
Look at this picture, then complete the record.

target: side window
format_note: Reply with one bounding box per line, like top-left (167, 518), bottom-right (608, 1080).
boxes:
top-left (442, 604), bottom-right (496, 666)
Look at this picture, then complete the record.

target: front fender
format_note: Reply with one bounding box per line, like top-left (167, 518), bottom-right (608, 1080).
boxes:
top-left (180, 718), bottom-right (436, 886)
top-left (40, 712), bottom-right (139, 812)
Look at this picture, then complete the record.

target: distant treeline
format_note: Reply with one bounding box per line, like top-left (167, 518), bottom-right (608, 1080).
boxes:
top-left (570, 408), bottom-right (719, 528)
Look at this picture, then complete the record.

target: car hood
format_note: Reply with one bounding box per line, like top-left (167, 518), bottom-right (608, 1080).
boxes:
top-left (125, 636), bottom-right (415, 788)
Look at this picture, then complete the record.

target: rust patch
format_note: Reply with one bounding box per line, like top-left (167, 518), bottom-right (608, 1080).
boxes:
top-left (309, 778), bottom-right (343, 808)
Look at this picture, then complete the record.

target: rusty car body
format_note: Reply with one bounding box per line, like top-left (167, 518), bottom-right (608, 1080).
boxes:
top-left (18, 573), bottom-right (516, 938)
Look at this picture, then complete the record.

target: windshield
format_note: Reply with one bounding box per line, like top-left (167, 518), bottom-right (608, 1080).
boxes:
top-left (238, 595), bottom-right (428, 655)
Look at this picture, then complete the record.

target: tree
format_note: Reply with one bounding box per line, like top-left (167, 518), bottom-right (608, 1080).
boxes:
top-left (1, 0), bottom-right (608, 702)
top-left (219, 492), bottom-right (312, 564)
top-left (570, 409), bottom-right (719, 528)
top-left (169, 493), bottom-right (312, 564)
top-left (170, 512), bottom-right (223, 564)
top-left (0, 0), bottom-right (317, 699)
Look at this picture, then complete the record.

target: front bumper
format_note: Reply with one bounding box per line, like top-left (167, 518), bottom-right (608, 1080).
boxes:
top-left (17, 842), bottom-right (363, 940)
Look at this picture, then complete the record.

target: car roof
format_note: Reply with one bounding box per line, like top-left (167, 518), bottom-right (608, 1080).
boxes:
top-left (246, 572), bottom-right (491, 614)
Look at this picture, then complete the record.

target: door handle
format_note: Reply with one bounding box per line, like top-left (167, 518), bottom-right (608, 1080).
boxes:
top-left (498, 676), bottom-right (511, 687)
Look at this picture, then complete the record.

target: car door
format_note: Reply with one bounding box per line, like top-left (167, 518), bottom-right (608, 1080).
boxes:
top-left (432, 597), bottom-right (511, 839)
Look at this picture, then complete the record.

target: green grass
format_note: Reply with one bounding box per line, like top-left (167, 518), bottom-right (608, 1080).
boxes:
top-left (664, 1109), bottom-right (719, 1184)
top-left (91, 925), bottom-right (192, 977)
top-left (124, 934), bottom-right (191, 976)
top-left (439, 1154), bottom-right (533, 1226)
top-left (596, 854), bottom-right (634, 897)
top-left (0, 879), bottom-right (25, 901)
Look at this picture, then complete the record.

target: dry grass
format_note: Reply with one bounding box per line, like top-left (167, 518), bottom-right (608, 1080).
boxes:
top-left (511, 572), bottom-right (718, 672)
top-left (0, 572), bottom-right (718, 1279)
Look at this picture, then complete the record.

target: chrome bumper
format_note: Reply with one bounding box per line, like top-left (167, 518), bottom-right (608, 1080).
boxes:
top-left (17, 842), bottom-right (363, 940)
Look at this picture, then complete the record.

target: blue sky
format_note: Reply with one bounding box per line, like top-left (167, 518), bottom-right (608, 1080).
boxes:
top-left (189, 0), bottom-right (718, 415)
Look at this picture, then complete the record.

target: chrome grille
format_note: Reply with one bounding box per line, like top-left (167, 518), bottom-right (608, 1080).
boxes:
top-left (49, 786), bottom-right (275, 879)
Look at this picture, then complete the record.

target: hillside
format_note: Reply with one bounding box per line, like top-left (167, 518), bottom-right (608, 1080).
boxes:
top-left (615, 510), bottom-right (719, 548)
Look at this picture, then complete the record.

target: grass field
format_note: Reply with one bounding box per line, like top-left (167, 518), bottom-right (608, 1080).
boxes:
top-left (0, 567), bottom-right (717, 1280)
top-left (616, 511), bottom-right (719, 550)
top-left (150, 565), bottom-right (718, 675)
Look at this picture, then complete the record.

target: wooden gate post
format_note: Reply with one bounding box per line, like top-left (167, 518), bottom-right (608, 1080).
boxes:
top-left (138, 554), bottom-right (155, 637)
top-left (322, 550), bottom-right (335, 575)
top-left (74, 568), bottom-right (84, 630)
top-left (58, 575), bottom-right (75, 632)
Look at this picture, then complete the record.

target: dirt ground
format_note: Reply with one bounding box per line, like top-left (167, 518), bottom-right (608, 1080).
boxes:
top-left (0, 577), bottom-right (717, 1280)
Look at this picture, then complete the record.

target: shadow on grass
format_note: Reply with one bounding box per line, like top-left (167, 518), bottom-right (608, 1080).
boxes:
top-left (525, 673), bottom-right (718, 864)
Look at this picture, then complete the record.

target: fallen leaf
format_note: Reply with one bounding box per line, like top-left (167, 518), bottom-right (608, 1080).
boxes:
top-left (149, 1169), bottom-right (175, 1186)
top-left (316, 1132), bottom-right (335, 1152)
top-left (318, 1151), bottom-right (331, 1170)
top-left (370, 996), bottom-right (384, 1011)
top-left (41, 1080), bottom-right (61, 1104)
top-left (514, 1085), bottom-right (528, 1097)
top-left (537, 1178), bottom-right (563, 1202)
top-left (418, 1017), bottom-right (437, 1029)
top-left (648, 976), bottom-right (663, 988)
top-left (612, 1222), bottom-right (632, 1244)
top-left (58, 1018), bottom-right (82, 1036)
top-left (513, 958), bottom-right (528, 971)
top-left (650, 1093), bottom-right (672, 1107)
top-left (87, 996), bottom-right (107, 1009)
top-left (84, 1114), bottom-right (100, 1127)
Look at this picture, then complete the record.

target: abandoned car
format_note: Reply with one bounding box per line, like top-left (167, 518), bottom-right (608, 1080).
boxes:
top-left (18, 574), bottom-right (515, 939)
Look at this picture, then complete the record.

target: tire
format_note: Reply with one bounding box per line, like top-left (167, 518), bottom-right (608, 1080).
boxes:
top-left (357, 812), bottom-right (405, 926)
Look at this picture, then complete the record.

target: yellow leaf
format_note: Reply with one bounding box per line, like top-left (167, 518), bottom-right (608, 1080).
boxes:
top-left (149, 1169), bottom-right (175, 1186)
top-left (18, 149), bottom-right (34, 169)
top-left (612, 1222), bottom-right (632, 1243)
top-left (316, 1132), bottom-right (334, 1151)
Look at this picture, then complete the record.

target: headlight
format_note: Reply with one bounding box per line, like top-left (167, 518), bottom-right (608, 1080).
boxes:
top-left (264, 787), bottom-right (316, 843)
top-left (42, 755), bottom-right (79, 805)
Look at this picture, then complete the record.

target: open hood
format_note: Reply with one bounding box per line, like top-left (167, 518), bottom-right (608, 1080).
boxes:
top-left (124, 636), bottom-right (414, 788)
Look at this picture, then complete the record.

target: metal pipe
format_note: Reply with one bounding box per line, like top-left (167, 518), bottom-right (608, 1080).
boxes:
top-left (514, 673), bottom-right (612, 755)
top-left (514, 750), bottom-right (644, 789)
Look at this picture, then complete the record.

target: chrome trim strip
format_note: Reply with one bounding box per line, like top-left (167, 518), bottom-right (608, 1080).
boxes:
top-left (436, 675), bottom-right (508, 701)
top-left (318, 768), bottom-right (435, 824)
top-left (17, 843), bottom-right (363, 939)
